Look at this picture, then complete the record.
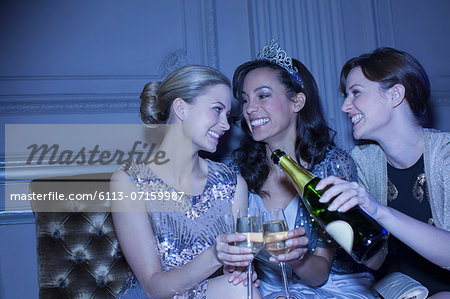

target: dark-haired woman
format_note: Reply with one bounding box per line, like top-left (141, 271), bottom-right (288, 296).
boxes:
top-left (232, 40), bottom-right (375, 298)
top-left (318, 47), bottom-right (450, 297)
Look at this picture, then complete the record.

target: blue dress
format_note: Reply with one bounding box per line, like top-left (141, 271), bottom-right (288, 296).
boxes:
top-left (117, 159), bottom-right (236, 299)
top-left (249, 146), bottom-right (376, 299)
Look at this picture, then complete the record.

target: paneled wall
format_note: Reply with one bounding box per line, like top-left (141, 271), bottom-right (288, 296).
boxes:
top-left (340, 0), bottom-right (450, 133)
top-left (1, 0), bottom-right (448, 297)
top-left (0, 0), bottom-right (221, 126)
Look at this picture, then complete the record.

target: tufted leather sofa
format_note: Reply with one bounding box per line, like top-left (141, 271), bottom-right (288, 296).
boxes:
top-left (30, 173), bottom-right (130, 298)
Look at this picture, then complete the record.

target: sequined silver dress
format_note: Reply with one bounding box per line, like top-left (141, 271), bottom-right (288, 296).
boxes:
top-left (117, 159), bottom-right (236, 299)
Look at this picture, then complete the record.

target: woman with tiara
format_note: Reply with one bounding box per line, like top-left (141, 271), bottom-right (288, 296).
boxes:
top-left (231, 40), bottom-right (375, 298)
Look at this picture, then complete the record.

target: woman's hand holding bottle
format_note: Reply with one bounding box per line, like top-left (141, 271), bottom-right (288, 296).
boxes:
top-left (271, 150), bottom-right (388, 263)
top-left (316, 176), bottom-right (385, 221)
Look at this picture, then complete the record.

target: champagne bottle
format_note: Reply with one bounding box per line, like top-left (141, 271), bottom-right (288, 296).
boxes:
top-left (271, 149), bottom-right (388, 263)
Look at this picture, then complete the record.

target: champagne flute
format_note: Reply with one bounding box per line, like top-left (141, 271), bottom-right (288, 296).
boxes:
top-left (262, 208), bottom-right (291, 299)
top-left (235, 208), bottom-right (263, 299)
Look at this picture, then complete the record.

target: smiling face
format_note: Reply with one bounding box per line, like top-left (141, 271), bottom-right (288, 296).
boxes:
top-left (241, 67), bottom-right (300, 145)
top-left (341, 67), bottom-right (393, 141)
top-left (183, 83), bottom-right (231, 153)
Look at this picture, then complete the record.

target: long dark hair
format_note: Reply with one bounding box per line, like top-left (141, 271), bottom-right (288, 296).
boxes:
top-left (340, 47), bottom-right (430, 126)
top-left (232, 59), bottom-right (335, 196)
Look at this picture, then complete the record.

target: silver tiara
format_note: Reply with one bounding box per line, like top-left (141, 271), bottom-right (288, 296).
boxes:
top-left (256, 39), bottom-right (303, 88)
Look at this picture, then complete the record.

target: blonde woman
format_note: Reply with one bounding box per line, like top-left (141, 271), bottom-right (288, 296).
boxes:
top-left (112, 65), bottom-right (262, 299)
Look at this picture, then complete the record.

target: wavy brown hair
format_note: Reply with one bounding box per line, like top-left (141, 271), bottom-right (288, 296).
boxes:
top-left (232, 59), bottom-right (335, 196)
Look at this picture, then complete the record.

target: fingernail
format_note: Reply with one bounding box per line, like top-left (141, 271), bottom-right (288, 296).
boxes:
top-left (285, 240), bottom-right (292, 247)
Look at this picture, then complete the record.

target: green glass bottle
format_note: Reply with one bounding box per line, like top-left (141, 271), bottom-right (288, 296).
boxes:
top-left (271, 149), bottom-right (388, 263)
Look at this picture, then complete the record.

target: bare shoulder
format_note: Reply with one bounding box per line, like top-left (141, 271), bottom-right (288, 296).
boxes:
top-left (110, 169), bottom-right (136, 191)
top-left (110, 169), bottom-right (146, 212)
top-left (236, 173), bottom-right (248, 189)
top-left (233, 174), bottom-right (249, 211)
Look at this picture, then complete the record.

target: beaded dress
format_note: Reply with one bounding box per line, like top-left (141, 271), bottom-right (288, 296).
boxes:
top-left (249, 146), bottom-right (375, 299)
top-left (117, 159), bottom-right (236, 299)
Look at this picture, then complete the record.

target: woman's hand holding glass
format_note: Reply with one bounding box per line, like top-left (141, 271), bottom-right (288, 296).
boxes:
top-left (234, 208), bottom-right (262, 299)
top-left (215, 233), bottom-right (256, 267)
top-left (215, 210), bottom-right (261, 296)
top-left (262, 208), bottom-right (293, 299)
top-left (215, 212), bottom-right (255, 267)
top-left (267, 226), bottom-right (309, 265)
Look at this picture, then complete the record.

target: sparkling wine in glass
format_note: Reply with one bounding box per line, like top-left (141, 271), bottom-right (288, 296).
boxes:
top-left (235, 208), bottom-right (262, 299)
top-left (263, 208), bottom-right (291, 299)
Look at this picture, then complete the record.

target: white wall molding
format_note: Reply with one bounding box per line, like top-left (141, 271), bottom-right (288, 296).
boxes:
top-left (371, 0), bottom-right (396, 47)
top-left (203, 0), bottom-right (219, 68)
top-left (0, 98), bottom-right (139, 115)
top-left (0, 0), bottom-right (220, 116)
top-left (0, 212), bottom-right (35, 226)
top-left (158, 49), bottom-right (189, 79)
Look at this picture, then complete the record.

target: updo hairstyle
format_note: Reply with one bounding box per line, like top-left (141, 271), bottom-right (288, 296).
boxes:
top-left (140, 65), bottom-right (230, 125)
